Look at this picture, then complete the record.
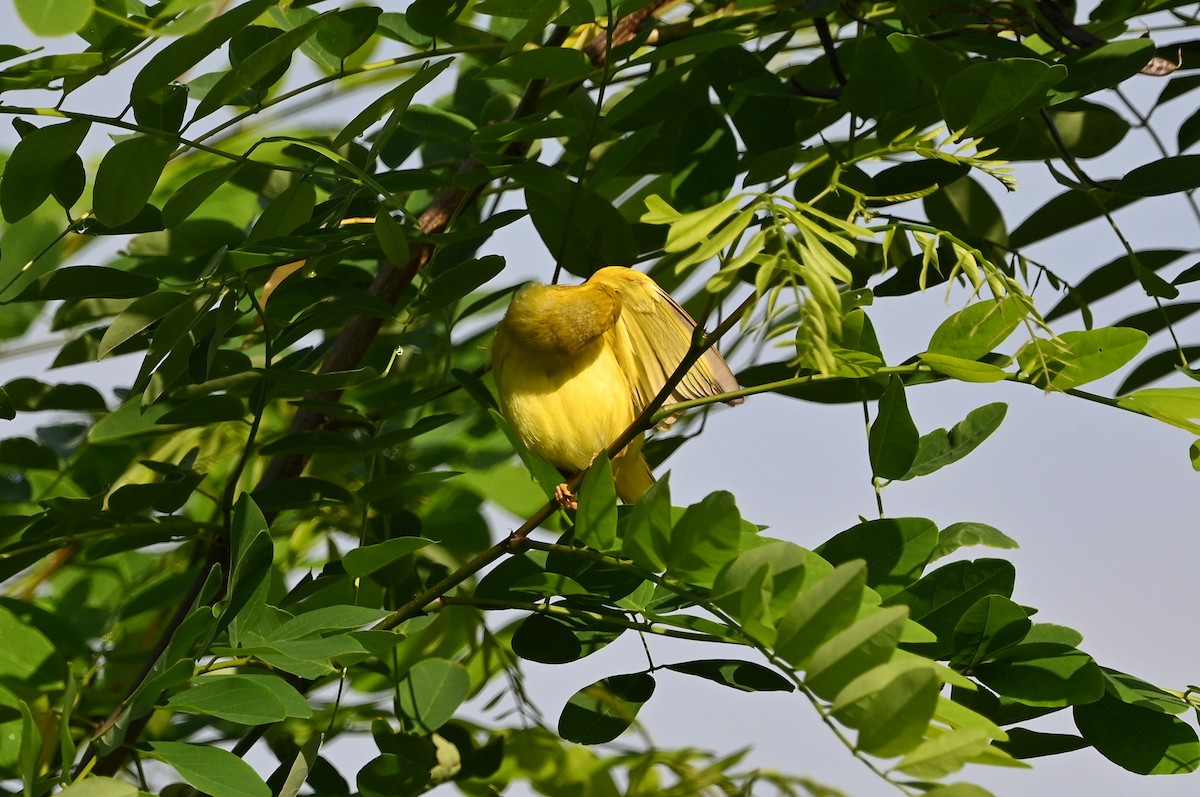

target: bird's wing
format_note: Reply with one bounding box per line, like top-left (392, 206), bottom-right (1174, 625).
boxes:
top-left (594, 268), bottom-right (741, 426)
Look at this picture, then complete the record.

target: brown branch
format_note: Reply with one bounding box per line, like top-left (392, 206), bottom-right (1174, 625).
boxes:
top-left (585, 0), bottom-right (670, 67)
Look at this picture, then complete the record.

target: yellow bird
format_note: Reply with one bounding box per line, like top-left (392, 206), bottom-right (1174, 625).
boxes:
top-left (491, 266), bottom-right (742, 505)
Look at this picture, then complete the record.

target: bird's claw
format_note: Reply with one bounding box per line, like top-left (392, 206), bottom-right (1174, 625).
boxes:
top-left (555, 483), bottom-right (578, 511)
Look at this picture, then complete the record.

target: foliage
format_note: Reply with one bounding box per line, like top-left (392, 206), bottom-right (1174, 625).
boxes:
top-left (1, 0), bottom-right (1199, 795)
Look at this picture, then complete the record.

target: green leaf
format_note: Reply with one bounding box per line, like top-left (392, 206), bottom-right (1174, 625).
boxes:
top-left (806, 606), bottom-right (909, 700)
top-left (1118, 155), bottom-right (1200, 197)
top-left (902, 403), bottom-right (1007, 479)
top-left (518, 163), bottom-right (638, 277)
top-left (476, 47), bottom-right (591, 81)
top-left (418, 255), bottom-right (505, 313)
top-left (9, 266), bottom-right (157, 303)
top-left (950, 595), bottom-right (1030, 668)
top-left (342, 538), bottom-right (435, 577)
top-left (621, 472), bottom-right (671, 572)
top-left (1048, 249), bottom-right (1187, 322)
top-left (999, 728), bottom-right (1089, 759)
top-left (374, 211), bottom-right (410, 267)
top-left (817, 518), bottom-right (937, 599)
top-left (887, 559), bottom-right (1016, 658)
top-left (1178, 106), bottom-right (1200, 152)
top-left (869, 377), bottom-right (919, 480)
top-left (1103, 670), bottom-right (1191, 715)
top-left (357, 753), bottom-right (430, 797)
top-left (143, 741), bottom-right (270, 797)
top-left (558, 673), bottom-right (655, 745)
top-left (1016, 328), bottom-right (1148, 390)
top-left (133, 0), bottom-right (276, 101)
top-left (918, 353), bottom-right (1009, 382)
top-left (511, 612), bottom-right (623, 664)
top-left (0, 119), bottom-right (90, 223)
top-left (1075, 694), bottom-right (1200, 774)
top-left (334, 58), bottom-right (454, 148)
top-left (775, 561), bottom-right (866, 668)
top-left (921, 784), bottom-right (998, 797)
top-left (93, 135), bottom-right (175, 227)
top-left (15, 0), bottom-right (93, 37)
top-left (315, 6), bottom-right (380, 59)
top-left (1118, 387), bottom-right (1200, 433)
top-left (1009, 189), bottom-right (1136, 248)
top-left (192, 12), bottom-right (333, 121)
top-left (56, 777), bottom-right (138, 797)
top-left (575, 455), bottom-right (618, 552)
top-left (974, 643), bottom-right (1104, 707)
top-left (927, 297), bottom-right (1025, 361)
top-left (245, 181), bottom-right (316, 244)
top-left (712, 540), bottom-right (814, 641)
top-left (663, 491), bottom-right (742, 586)
top-left (0, 605), bottom-right (61, 698)
top-left (896, 727), bottom-right (991, 778)
top-left (1057, 39), bottom-right (1156, 97)
top-left (832, 660), bottom-right (941, 757)
top-left (396, 658), bottom-right (470, 732)
top-left (664, 659), bottom-right (793, 693)
top-left (164, 675), bottom-right (290, 725)
top-left (161, 164), bottom-right (244, 227)
top-left (266, 606), bottom-right (391, 641)
top-left (923, 175), bottom-right (1008, 247)
top-left (940, 59), bottom-right (1067, 135)
top-left (931, 522), bottom-right (1019, 561)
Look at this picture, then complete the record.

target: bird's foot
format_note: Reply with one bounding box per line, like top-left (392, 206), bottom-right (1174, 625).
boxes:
top-left (554, 483), bottom-right (578, 511)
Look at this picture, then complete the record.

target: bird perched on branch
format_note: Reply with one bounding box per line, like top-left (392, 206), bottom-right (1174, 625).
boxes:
top-left (491, 266), bottom-right (742, 507)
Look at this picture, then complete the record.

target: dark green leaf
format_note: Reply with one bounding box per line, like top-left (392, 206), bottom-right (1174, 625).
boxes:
top-left (940, 59), bottom-right (1067, 135)
top-left (511, 612), bottom-right (624, 664)
top-left (164, 675), bottom-right (291, 725)
top-left (1117, 346), bottom-right (1200, 394)
top-left (902, 403), bottom-right (1007, 480)
top-left (357, 753), bottom-right (429, 797)
top-left (817, 517), bottom-right (937, 599)
top-left (315, 6), bottom-right (380, 59)
top-left (665, 659), bottom-right (793, 692)
top-left (519, 163), bottom-right (638, 278)
top-left (869, 377), bottom-right (919, 480)
top-left (1075, 694), bottom-right (1200, 774)
top-left (192, 12), bottom-right (332, 121)
top-left (133, 0), bottom-right (275, 101)
top-left (9, 266), bottom-right (157, 303)
top-left (887, 559), bottom-right (1016, 658)
top-left (974, 643), bottom-right (1104, 707)
top-left (558, 673), bottom-right (655, 745)
top-left (832, 661), bottom-right (941, 757)
top-left (951, 595), bottom-right (1030, 668)
top-left (1057, 39), bottom-right (1155, 96)
top-left (998, 728), bottom-right (1088, 759)
top-left (1117, 155), bottom-right (1200, 197)
top-left (1046, 250), bottom-right (1186, 321)
top-left (924, 175), bottom-right (1007, 247)
top-left (1010, 189), bottom-right (1136, 248)
top-left (93, 135), bottom-right (175, 227)
top-left (477, 47), bottom-right (591, 81)
top-left (1, 119), bottom-right (90, 223)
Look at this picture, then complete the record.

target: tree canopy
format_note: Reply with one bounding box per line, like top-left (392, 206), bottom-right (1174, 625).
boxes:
top-left (1, 0), bottom-right (1199, 796)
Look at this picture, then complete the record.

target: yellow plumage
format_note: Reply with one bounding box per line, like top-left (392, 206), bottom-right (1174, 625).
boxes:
top-left (491, 266), bottom-right (741, 503)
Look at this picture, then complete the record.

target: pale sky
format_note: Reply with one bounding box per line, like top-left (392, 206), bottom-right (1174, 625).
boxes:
top-left (1, 4), bottom-right (1198, 796)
